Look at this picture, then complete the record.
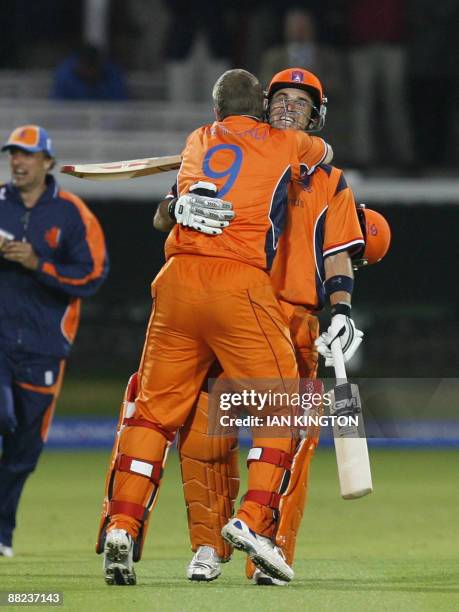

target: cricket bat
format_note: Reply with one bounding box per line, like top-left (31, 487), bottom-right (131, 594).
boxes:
top-left (60, 155), bottom-right (182, 181)
top-left (330, 338), bottom-right (373, 499)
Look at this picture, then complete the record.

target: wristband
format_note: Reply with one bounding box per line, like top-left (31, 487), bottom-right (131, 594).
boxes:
top-left (167, 198), bottom-right (177, 221)
top-left (331, 302), bottom-right (351, 317)
top-left (324, 275), bottom-right (354, 296)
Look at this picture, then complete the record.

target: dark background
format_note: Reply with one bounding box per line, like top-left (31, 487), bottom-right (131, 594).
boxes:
top-left (66, 199), bottom-right (458, 383)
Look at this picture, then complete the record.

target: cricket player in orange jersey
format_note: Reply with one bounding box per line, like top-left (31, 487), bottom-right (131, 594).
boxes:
top-left (173, 69), bottom-right (371, 584)
top-left (98, 69), bottom-right (334, 585)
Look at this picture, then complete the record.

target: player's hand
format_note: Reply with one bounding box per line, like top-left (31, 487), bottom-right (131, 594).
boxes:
top-left (2, 241), bottom-right (40, 270)
top-left (315, 313), bottom-right (363, 367)
top-left (171, 194), bottom-right (235, 236)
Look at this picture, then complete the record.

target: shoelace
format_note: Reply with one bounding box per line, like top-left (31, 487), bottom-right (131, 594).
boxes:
top-left (196, 546), bottom-right (218, 562)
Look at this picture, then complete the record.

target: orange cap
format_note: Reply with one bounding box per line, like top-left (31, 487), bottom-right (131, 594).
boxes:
top-left (2, 124), bottom-right (54, 157)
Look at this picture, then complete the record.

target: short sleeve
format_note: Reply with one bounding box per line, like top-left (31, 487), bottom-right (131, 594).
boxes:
top-left (296, 132), bottom-right (329, 176)
top-left (323, 170), bottom-right (365, 258)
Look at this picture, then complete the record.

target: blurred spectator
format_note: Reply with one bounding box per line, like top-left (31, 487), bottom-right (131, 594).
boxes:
top-left (346, 0), bottom-right (414, 169)
top-left (109, 0), bottom-right (168, 71)
top-left (261, 9), bottom-right (320, 86)
top-left (259, 7), bottom-right (344, 89)
top-left (230, 1), bottom-right (286, 75)
top-left (162, 0), bottom-right (230, 103)
top-left (407, 0), bottom-right (459, 168)
top-left (259, 8), bottom-right (347, 160)
top-left (51, 45), bottom-right (127, 101)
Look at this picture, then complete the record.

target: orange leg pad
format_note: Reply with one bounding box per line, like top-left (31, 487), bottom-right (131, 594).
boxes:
top-left (244, 433), bottom-right (319, 578)
top-left (237, 437), bottom-right (296, 539)
top-left (275, 437), bottom-right (318, 565)
top-left (96, 373), bottom-right (138, 554)
top-left (179, 391), bottom-right (239, 560)
top-left (107, 422), bottom-right (170, 539)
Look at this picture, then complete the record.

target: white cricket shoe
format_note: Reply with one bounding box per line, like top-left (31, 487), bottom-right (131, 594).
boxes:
top-left (186, 546), bottom-right (222, 581)
top-left (221, 518), bottom-right (293, 583)
top-left (103, 529), bottom-right (136, 585)
top-left (253, 568), bottom-right (287, 586)
top-left (0, 542), bottom-right (13, 558)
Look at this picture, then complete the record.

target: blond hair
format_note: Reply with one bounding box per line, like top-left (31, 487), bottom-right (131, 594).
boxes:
top-left (212, 69), bottom-right (264, 120)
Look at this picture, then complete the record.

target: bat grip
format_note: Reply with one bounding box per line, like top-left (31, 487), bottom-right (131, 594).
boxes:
top-left (331, 337), bottom-right (347, 382)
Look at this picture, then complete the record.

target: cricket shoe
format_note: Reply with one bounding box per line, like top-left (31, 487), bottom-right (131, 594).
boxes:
top-left (186, 546), bottom-right (222, 581)
top-left (221, 518), bottom-right (293, 583)
top-left (253, 568), bottom-right (287, 586)
top-left (103, 529), bottom-right (136, 585)
top-left (0, 542), bottom-right (14, 558)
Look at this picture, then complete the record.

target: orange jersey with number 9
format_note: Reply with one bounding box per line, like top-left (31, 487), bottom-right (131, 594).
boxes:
top-left (165, 116), bottom-right (329, 270)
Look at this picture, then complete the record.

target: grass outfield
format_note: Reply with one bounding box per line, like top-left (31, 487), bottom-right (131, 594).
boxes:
top-left (58, 376), bottom-right (126, 416)
top-left (1, 449), bottom-right (458, 612)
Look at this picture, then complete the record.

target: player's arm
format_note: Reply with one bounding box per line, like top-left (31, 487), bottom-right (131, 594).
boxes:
top-left (296, 132), bottom-right (333, 175)
top-left (154, 198), bottom-right (176, 232)
top-left (315, 169), bottom-right (365, 365)
top-left (316, 252), bottom-right (363, 366)
top-left (324, 250), bottom-right (353, 308)
top-left (154, 180), bottom-right (178, 232)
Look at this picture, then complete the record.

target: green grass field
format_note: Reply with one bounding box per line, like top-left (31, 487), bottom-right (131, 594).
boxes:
top-left (58, 376), bottom-right (126, 416)
top-left (0, 449), bottom-right (458, 612)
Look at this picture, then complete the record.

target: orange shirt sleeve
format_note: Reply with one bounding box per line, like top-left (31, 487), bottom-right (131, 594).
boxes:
top-left (295, 132), bottom-right (329, 177)
top-left (323, 168), bottom-right (364, 257)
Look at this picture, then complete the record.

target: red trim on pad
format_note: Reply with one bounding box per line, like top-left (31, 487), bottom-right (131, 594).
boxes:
top-left (244, 490), bottom-right (281, 509)
top-left (109, 500), bottom-right (146, 521)
top-left (247, 447), bottom-right (293, 470)
top-left (122, 417), bottom-right (175, 442)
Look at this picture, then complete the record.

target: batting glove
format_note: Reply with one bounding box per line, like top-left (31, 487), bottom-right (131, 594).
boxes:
top-left (315, 306), bottom-right (363, 367)
top-left (168, 194), bottom-right (235, 236)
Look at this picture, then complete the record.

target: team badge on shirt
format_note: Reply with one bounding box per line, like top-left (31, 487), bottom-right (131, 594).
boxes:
top-left (45, 226), bottom-right (61, 248)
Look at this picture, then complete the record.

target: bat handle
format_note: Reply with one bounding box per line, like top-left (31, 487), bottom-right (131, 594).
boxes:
top-left (331, 337), bottom-right (347, 382)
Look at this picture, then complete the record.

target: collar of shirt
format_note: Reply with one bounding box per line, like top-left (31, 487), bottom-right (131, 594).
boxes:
top-left (6, 174), bottom-right (59, 207)
top-left (220, 115), bottom-right (263, 127)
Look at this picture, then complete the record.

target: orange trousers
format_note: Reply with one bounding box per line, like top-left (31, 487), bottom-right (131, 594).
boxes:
top-left (179, 301), bottom-right (320, 562)
top-left (108, 255), bottom-right (299, 538)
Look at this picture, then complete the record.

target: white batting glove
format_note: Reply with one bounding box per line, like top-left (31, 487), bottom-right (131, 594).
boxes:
top-left (315, 312), bottom-right (363, 367)
top-left (170, 194), bottom-right (235, 236)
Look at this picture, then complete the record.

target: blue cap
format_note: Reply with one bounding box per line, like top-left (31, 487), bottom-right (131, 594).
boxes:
top-left (2, 125), bottom-right (54, 157)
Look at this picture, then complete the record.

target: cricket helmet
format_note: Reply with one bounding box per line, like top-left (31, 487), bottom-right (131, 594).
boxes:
top-left (353, 204), bottom-right (391, 268)
top-left (266, 68), bottom-right (327, 131)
